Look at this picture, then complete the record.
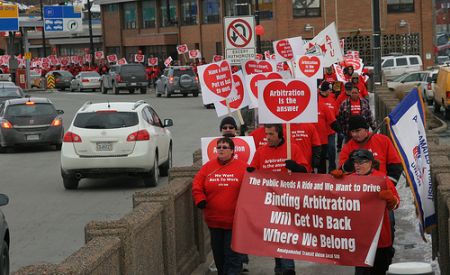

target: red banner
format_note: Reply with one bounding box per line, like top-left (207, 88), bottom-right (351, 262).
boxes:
top-left (232, 171), bottom-right (386, 266)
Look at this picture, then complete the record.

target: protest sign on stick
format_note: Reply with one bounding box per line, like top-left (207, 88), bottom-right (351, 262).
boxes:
top-left (201, 136), bottom-right (256, 164)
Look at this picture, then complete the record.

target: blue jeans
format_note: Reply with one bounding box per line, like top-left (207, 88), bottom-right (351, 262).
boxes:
top-left (274, 258), bottom-right (295, 274)
top-left (209, 228), bottom-right (243, 275)
top-left (327, 134), bottom-right (336, 171)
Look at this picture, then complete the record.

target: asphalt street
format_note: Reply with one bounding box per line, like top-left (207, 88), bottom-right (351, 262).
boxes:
top-left (1, 88), bottom-right (220, 271)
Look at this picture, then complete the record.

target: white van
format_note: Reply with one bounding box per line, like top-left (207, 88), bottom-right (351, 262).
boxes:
top-left (382, 55), bottom-right (423, 80)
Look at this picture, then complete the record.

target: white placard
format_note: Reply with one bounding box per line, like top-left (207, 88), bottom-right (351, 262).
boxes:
top-left (293, 55), bottom-right (323, 79)
top-left (273, 36), bottom-right (305, 62)
top-left (198, 60), bottom-right (234, 104)
top-left (214, 71), bottom-right (251, 116)
top-left (245, 71), bottom-right (289, 109)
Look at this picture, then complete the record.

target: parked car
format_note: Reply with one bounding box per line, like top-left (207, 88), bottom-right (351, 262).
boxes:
top-left (425, 69), bottom-right (439, 105)
top-left (70, 71), bottom-right (101, 92)
top-left (387, 71), bottom-right (429, 100)
top-left (0, 82), bottom-right (17, 88)
top-left (0, 86), bottom-right (25, 104)
top-left (0, 194), bottom-right (9, 275)
top-left (382, 55), bottom-right (423, 80)
top-left (0, 97), bottom-right (64, 152)
top-left (433, 66), bottom-right (450, 119)
top-left (155, 66), bottom-right (200, 97)
top-left (436, 33), bottom-right (450, 56)
top-left (100, 64), bottom-right (148, 94)
top-left (60, 100), bottom-right (173, 189)
top-left (46, 70), bottom-right (74, 91)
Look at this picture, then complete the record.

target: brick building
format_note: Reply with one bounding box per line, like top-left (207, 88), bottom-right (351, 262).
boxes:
top-left (96, 0), bottom-right (434, 67)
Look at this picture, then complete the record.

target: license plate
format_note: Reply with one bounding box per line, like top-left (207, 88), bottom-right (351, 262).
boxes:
top-left (131, 83), bottom-right (137, 86)
top-left (26, 134), bottom-right (39, 141)
top-left (174, 89), bottom-right (180, 93)
top-left (96, 142), bottom-right (112, 151)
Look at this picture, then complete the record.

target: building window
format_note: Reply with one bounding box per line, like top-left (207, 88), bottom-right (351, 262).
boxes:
top-left (225, 0), bottom-right (272, 19)
top-left (181, 0), bottom-right (197, 25)
top-left (160, 0), bottom-right (177, 27)
top-left (124, 2), bottom-right (137, 29)
top-left (387, 0), bottom-right (414, 13)
top-left (216, 41), bottom-right (222, 55)
top-left (142, 0), bottom-right (156, 28)
top-left (105, 4), bottom-right (119, 12)
top-left (293, 0), bottom-right (320, 18)
top-left (202, 0), bottom-right (220, 24)
top-left (106, 47), bottom-right (120, 56)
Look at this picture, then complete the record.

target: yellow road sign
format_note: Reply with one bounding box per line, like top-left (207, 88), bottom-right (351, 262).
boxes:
top-left (24, 52), bottom-right (32, 60)
top-left (0, 5), bottom-right (18, 18)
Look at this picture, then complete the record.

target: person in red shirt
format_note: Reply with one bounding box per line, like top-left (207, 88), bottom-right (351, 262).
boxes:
top-left (287, 123), bottom-right (321, 172)
top-left (249, 126), bottom-right (267, 149)
top-left (351, 72), bottom-right (369, 99)
top-left (318, 81), bottom-right (338, 172)
top-left (192, 137), bottom-right (246, 275)
top-left (323, 66), bottom-right (337, 83)
top-left (247, 124), bottom-right (307, 275)
top-left (333, 149), bottom-right (399, 275)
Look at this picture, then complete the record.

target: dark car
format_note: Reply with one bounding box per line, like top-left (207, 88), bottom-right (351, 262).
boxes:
top-left (0, 86), bottom-right (24, 104)
top-left (0, 194), bottom-right (9, 275)
top-left (0, 97), bottom-right (64, 151)
top-left (100, 64), bottom-right (148, 94)
top-left (45, 70), bottom-right (74, 91)
top-left (155, 66), bottom-right (200, 97)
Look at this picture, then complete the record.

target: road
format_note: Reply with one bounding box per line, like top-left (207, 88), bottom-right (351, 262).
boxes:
top-left (1, 89), bottom-right (220, 271)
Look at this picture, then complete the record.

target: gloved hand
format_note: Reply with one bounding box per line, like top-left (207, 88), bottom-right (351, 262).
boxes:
top-left (197, 200), bottom-right (207, 209)
top-left (379, 190), bottom-right (398, 210)
top-left (330, 169), bottom-right (344, 178)
top-left (246, 167), bottom-right (255, 173)
top-left (285, 160), bottom-right (307, 173)
top-left (342, 150), bottom-right (356, 173)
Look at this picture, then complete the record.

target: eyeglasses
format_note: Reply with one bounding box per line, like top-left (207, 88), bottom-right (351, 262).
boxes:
top-left (222, 126), bottom-right (235, 130)
top-left (217, 146), bottom-right (231, 150)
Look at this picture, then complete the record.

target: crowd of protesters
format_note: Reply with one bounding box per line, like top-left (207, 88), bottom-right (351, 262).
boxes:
top-left (192, 64), bottom-right (403, 275)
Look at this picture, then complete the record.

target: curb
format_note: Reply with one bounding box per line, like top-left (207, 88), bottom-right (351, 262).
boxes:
top-left (430, 113), bottom-right (448, 133)
top-left (190, 251), bottom-right (215, 275)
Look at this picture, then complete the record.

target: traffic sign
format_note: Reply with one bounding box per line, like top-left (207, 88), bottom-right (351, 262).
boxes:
top-left (24, 52), bottom-right (32, 60)
top-left (44, 6), bottom-right (82, 32)
top-left (0, 5), bottom-right (18, 32)
top-left (224, 16), bottom-right (256, 65)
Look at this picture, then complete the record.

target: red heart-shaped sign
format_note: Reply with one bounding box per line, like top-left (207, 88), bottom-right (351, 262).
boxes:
top-left (177, 45), bottom-right (187, 53)
top-left (344, 58), bottom-right (361, 71)
top-left (107, 55), bottom-right (117, 63)
top-left (189, 50), bottom-right (198, 58)
top-left (95, 51), bottom-right (103, 59)
top-left (298, 56), bottom-right (321, 77)
top-left (244, 60), bottom-right (273, 75)
top-left (250, 72), bottom-right (283, 98)
top-left (220, 74), bottom-right (244, 109)
top-left (149, 57), bottom-right (158, 66)
top-left (213, 55), bottom-right (223, 62)
top-left (60, 58), bottom-right (69, 66)
top-left (207, 137), bottom-right (251, 163)
top-left (203, 61), bottom-right (233, 98)
top-left (135, 54), bottom-right (144, 63)
top-left (263, 80), bottom-right (311, 122)
top-left (276, 40), bottom-right (293, 60)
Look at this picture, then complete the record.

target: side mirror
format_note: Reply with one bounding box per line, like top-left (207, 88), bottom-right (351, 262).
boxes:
top-left (56, 109), bottom-right (64, 115)
top-left (163, 118), bottom-right (173, 127)
top-left (0, 194), bottom-right (9, 207)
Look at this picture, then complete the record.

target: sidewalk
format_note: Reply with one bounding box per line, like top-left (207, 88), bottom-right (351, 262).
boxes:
top-left (191, 176), bottom-right (440, 275)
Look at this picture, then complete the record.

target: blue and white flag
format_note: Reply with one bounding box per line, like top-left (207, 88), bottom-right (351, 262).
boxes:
top-left (387, 88), bottom-right (436, 233)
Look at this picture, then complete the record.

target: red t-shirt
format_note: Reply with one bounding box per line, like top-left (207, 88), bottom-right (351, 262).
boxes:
top-left (286, 123), bottom-right (321, 172)
top-left (249, 127), bottom-right (267, 149)
top-left (314, 102), bottom-right (336, 145)
top-left (354, 81), bottom-right (369, 98)
top-left (319, 94), bottom-right (338, 135)
top-left (192, 158), bottom-right (247, 229)
top-left (350, 98), bottom-right (362, 115)
top-left (323, 72), bottom-right (337, 83)
top-left (251, 141), bottom-right (308, 173)
top-left (339, 133), bottom-right (401, 174)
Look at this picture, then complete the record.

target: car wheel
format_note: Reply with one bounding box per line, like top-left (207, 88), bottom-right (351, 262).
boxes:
top-left (183, 93), bottom-right (188, 97)
top-left (445, 108), bottom-right (450, 120)
top-left (427, 99), bottom-right (433, 106)
top-left (55, 143), bottom-right (62, 151)
top-left (63, 177), bottom-right (79, 190)
top-left (129, 89), bottom-right (135, 94)
top-left (140, 87), bottom-right (147, 94)
top-left (159, 145), bottom-right (172, 177)
top-left (113, 84), bottom-right (119, 95)
top-left (434, 101), bottom-right (441, 114)
top-left (156, 92), bottom-right (161, 97)
top-left (0, 145), bottom-right (7, 153)
top-left (143, 155), bottom-right (159, 187)
top-left (101, 82), bottom-right (107, 94)
top-left (164, 87), bottom-right (171, 98)
top-left (193, 92), bottom-right (199, 97)
top-left (0, 240), bottom-right (9, 275)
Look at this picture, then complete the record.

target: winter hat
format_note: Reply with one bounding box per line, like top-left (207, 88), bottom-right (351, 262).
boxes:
top-left (348, 115), bottom-right (369, 131)
top-left (220, 116), bottom-right (237, 130)
top-left (351, 149), bottom-right (374, 162)
top-left (344, 82), bottom-right (353, 91)
top-left (320, 81), bottom-right (332, 92)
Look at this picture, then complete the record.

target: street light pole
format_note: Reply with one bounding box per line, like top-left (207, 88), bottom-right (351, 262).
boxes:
top-left (87, 0), bottom-right (95, 65)
top-left (254, 0), bottom-right (261, 54)
top-left (372, 0), bottom-right (382, 84)
top-left (40, 0), bottom-right (47, 56)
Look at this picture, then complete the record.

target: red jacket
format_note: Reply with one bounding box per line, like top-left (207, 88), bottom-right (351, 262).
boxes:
top-left (339, 133), bottom-right (401, 175)
top-left (249, 127), bottom-right (267, 149)
top-left (352, 169), bottom-right (399, 248)
top-left (192, 158), bottom-right (247, 229)
top-left (285, 123), bottom-right (321, 172)
top-left (353, 80), bottom-right (369, 98)
top-left (250, 141), bottom-right (308, 173)
top-left (314, 102), bottom-right (336, 145)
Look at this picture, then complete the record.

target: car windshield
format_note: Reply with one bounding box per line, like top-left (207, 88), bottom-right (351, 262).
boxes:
top-left (80, 72), bottom-right (100, 77)
top-left (54, 71), bottom-right (73, 77)
top-left (0, 88), bottom-right (22, 97)
top-left (6, 103), bottom-right (56, 116)
top-left (391, 73), bottom-right (409, 82)
top-left (121, 66), bottom-right (144, 75)
top-left (74, 112), bottom-right (138, 129)
top-left (173, 69), bottom-right (195, 77)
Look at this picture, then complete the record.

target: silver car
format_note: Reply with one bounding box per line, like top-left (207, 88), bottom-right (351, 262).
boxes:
top-left (70, 71), bottom-right (101, 92)
top-left (155, 66), bottom-right (200, 97)
top-left (0, 194), bottom-right (9, 275)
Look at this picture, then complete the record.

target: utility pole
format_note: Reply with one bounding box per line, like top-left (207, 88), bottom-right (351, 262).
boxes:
top-left (40, 0), bottom-right (47, 56)
top-left (372, 0), bottom-right (382, 84)
top-left (87, 0), bottom-right (95, 64)
top-left (254, 0), bottom-right (261, 54)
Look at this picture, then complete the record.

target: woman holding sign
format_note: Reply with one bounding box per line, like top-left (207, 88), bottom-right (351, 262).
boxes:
top-left (192, 137), bottom-right (247, 275)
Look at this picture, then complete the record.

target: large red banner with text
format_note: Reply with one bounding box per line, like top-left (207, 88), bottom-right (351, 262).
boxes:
top-left (232, 171), bottom-right (387, 266)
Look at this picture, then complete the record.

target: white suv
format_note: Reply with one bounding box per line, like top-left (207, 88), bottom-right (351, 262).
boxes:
top-left (60, 100), bottom-right (173, 189)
